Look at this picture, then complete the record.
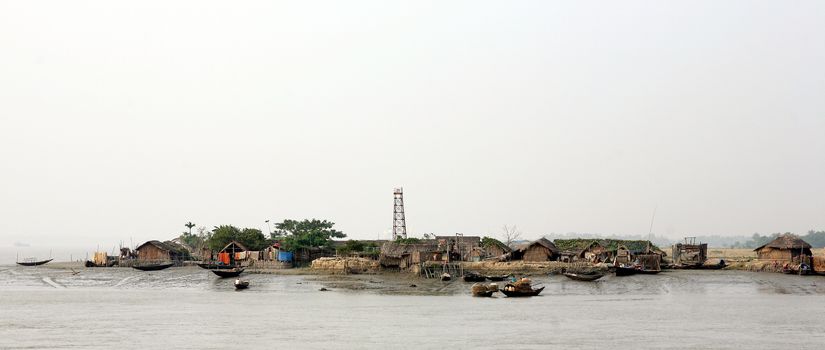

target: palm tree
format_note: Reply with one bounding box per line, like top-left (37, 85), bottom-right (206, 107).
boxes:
top-left (185, 221), bottom-right (196, 235)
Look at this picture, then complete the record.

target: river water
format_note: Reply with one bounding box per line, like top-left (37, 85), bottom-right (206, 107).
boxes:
top-left (1, 265), bottom-right (824, 349)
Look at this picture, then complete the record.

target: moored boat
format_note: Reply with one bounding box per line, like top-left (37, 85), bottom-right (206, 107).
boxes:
top-left (501, 284), bottom-right (544, 297)
top-left (212, 268), bottom-right (244, 278)
top-left (197, 262), bottom-right (237, 270)
top-left (501, 278), bottom-right (543, 297)
top-left (486, 275), bottom-right (508, 281)
top-left (563, 271), bottom-right (606, 281)
top-left (16, 258), bottom-right (53, 267)
top-left (463, 272), bottom-right (486, 282)
top-left (132, 262), bottom-right (174, 271)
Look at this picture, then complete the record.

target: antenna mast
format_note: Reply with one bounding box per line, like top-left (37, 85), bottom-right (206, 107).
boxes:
top-left (393, 187), bottom-right (407, 240)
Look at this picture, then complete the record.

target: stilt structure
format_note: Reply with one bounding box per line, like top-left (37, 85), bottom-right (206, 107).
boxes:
top-left (393, 187), bottom-right (407, 240)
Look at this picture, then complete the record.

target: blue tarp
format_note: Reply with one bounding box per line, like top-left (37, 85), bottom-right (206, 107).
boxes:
top-left (277, 251), bottom-right (293, 262)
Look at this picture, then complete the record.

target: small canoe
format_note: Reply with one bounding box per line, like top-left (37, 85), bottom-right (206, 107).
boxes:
top-left (234, 279), bottom-right (249, 290)
top-left (501, 284), bottom-right (544, 297)
top-left (16, 259), bottom-right (53, 267)
top-left (563, 272), bottom-right (605, 282)
top-left (486, 275), bottom-right (508, 281)
top-left (132, 263), bottom-right (174, 271)
top-left (212, 268), bottom-right (244, 278)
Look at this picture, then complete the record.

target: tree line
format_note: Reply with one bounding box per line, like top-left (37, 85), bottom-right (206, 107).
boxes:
top-left (178, 219), bottom-right (347, 253)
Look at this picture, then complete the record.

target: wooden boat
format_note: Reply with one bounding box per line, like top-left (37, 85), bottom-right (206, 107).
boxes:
top-left (234, 279), bottom-right (249, 290)
top-left (463, 272), bottom-right (486, 282)
top-left (501, 283), bottom-right (544, 297)
top-left (212, 268), bottom-right (244, 278)
top-left (197, 262), bottom-right (237, 270)
top-left (486, 275), bottom-right (508, 281)
top-left (563, 271), bottom-right (605, 282)
top-left (615, 266), bottom-right (637, 276)
top-left (441, 273), bottom-right (452, 281)
top-left (132, 262), bottom-right (174, 271)
top-left (16, 258), bottom-right (53, 267)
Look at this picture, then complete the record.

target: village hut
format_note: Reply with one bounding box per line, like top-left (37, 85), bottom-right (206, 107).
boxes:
top-left (512, 238), bottom-right (560, 262)
top-left (135, 240), bottom-right (189, 262)
top-left (671, 237), bottom-right (708, 267)
top-left (481, 237), bottom-right (512, 258)
top-left (436, 235), bottom-right (481, 261)
top-left (754, 234), bottom-right (812, 262)
top-left (218, 241), bottom-right (249, 265)
top-left (554, 239), bottom-right (611, 263)
top-left (379, 240), bottom-right (440, 269)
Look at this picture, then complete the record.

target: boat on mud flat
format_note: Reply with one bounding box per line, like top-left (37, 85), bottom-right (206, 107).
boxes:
top-left (471, 283), bottom-right (499, 297)
top-left (501, 278), bottom-right (544, 297)
top-left (486, 275), bottom-right (509, 281)
top-left (132, 262), bottom-right (174, 271)
top-left (212, 268), bottom-right (244, 278)
top-left (563, 271), bottom-right (606, 282)
top-left (16, 258), bottom-right (53, 267)
top-left (462, 272), bottom-right (486, 282)
top-left (615, 266), bottom-right (660, 276)
top-left (234, 279), bottom-right (249, 290)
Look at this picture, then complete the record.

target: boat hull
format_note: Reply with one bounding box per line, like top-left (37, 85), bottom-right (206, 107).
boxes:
top-left (212, 268), bottom-right (244, 278)
top-left (16, 259), bottom-right (53, 266)
top-left (563, 272), bottom-right (605, 281)
top-left (132, 263), bottom-right (174, 271)
top-left (501, 285), bottom-right (544, 297)
top-left (197, 263), bottom-right (237, 270)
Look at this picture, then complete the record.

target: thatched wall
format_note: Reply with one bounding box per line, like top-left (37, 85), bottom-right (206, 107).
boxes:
top-left (523, 245), bottom-right (553, 262)
top-left (137, 244), bottom-right (171, 261)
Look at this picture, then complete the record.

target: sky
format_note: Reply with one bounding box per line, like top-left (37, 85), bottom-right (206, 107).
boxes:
top-left (1, 1), bottom-right (824, 260)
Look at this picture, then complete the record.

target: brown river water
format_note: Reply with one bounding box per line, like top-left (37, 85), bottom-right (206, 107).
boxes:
top-left (1, 265), bottom-right (824, 349)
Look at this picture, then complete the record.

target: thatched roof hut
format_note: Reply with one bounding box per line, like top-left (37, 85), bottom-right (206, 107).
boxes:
top-left (135, 240), bottom-right (189, 262)
top-left (512, 238), bottom-right (559, 262)
top-left (754, 234), bottom-right (812, 261)
top-left (481, 237), bottom-right (511, 258)
top-left (379, 241), bottom-right (440, 268)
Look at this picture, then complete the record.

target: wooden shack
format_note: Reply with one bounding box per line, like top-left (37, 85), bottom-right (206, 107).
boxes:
top-left (512, 238), bottom-right (559, 262)
top-left (671, 237), bottom-right (708, 267)
top-left (135, 240), bottom-right (189, 262)
top-left (754, 234), bottom-right (812, 262)
top-left (554, 239), bottom-right (611, 263)
top-left (218, 241), bottom-right (249, 265)
top-left (436, 235), bottom-right (481, 261)
top-left (379, 241), bottom-right (440, 269)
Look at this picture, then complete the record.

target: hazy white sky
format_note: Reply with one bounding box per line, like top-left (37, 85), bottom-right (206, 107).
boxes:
top-left (1, 0), bottom-right (824, 255)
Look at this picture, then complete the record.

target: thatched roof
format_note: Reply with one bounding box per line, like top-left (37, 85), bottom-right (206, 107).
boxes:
top-left (481, 237), bottom-right (512, 253)
top-left (380, 240), bottom-right (440, 258)
top-left (136, 240), bottom-right (189, 255)
top-left (754, 234), bottom-right (812, 252)
top-left (552, 238), bottom-right (665, 256)
top-left (516, 238), bottom-right (559, 254)
top-left (220, 240), bottom-right (249, 253)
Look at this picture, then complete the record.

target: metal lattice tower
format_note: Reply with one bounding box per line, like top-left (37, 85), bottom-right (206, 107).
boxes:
top-left (392, 187), bottom-right (407, 240)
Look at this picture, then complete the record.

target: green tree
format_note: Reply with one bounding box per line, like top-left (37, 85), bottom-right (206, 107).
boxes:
top-left (205, 225), bottom-right (267, 251)
top-left (185, 221), bottom-right (196, 235)
top-left (271, 219), bottom-right (346, 252)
